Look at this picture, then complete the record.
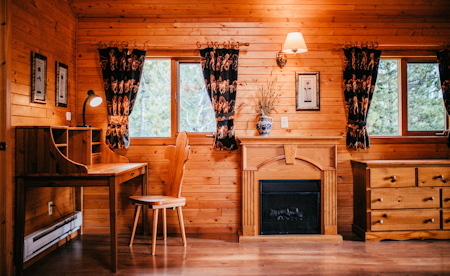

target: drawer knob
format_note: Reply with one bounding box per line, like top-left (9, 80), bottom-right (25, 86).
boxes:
top-left (425, 218), bottom-right (435, 223)
top-left (377, 220), bottom-right (384, 224)
top-left (377, 198), bottom-right (384, 202)
top-left (444, 198), bottom-right (450, 202)
top-left (389, 176), bottom-right (397, 182)
top-left (435, 175), bottom-right (447, 183)
top-left (425, 197), bottom-right (434, 201)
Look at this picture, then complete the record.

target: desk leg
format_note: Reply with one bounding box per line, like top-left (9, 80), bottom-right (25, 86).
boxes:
top-left (14, 178), bottom-right (25, 275)
top-left (142, 169), bottom-right (148, 235)
top-left (109, 177), bottom-right (118, 273)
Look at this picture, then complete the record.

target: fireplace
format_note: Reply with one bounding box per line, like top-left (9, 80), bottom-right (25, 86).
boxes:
top-left (239, 136), bottom-right (342, 242)
top-left (260, 180), bottom-right (321, 235)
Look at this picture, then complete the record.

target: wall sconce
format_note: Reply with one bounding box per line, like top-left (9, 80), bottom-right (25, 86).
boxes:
top-left (82, 90), bottom-right (103, 127)
top-left (276, 32), bottom-right (308, 69)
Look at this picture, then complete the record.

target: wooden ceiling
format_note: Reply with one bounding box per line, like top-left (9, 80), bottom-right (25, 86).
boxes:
top-left (68, 0), bottom-right (450, 22)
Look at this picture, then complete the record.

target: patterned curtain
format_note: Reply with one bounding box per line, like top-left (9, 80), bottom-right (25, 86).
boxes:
top-left (98, 47), bottom-right (147, 149)
top-left (343, 47), bottom-right (382, 150)
top-left (199, 48), bottom-right (239, 150)
top-left (437, 49), bottom-right (450, 145)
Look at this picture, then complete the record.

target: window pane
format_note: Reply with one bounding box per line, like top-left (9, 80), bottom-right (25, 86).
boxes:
top-left (407, 63), bottom-right (445, 131)
top-left (367, 59), bottom-right (399, 135)
top-left (178, 63), bottom-right (215, 133)
top-left (129, 60), bottom-right (171, 137)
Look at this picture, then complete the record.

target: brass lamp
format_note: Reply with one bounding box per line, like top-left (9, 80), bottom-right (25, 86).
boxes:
top-left (276, 32), bottom-right (308, 69)
top-left (81, 90), bottom-right (103, 127)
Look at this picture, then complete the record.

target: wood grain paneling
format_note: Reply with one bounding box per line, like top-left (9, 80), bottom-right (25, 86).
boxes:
top-left (6, 2), bottom-right (450, 272)
top-left (73, 0), bottom-right (450, 236)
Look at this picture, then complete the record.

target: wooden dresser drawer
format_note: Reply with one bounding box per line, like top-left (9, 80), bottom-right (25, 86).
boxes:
top-left (370, 210), bottom-right (439, 231)
top-left (443, 189), bottom-right (450, 208)
top-left (370, 188), bottom-right (439, 209)
top-left (443, 211), bottom-right (450, 230)
top-left (370, 167), bottom-right (415, 188)
top-left (418, 167), bottom-right (450, 187)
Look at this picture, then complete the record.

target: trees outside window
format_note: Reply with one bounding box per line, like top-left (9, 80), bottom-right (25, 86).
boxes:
top-left (129, 59), bottom-right (215, 138)
top-left (367, 58), bottom-right (446, 136)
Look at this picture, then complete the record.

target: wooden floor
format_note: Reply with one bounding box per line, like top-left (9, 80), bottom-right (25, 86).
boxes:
top-left (23, 233), bottom-right (450, 275)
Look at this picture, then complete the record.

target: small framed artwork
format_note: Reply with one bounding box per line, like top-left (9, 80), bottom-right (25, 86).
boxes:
top-left (56, 61), bottom-right (68, 107)
top-left (296, 72), bottom-right (320, 111)
top-left (31, 52), bottom-right (47, 104)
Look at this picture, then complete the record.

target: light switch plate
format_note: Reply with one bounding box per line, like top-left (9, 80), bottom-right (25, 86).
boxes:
top-left (66, 112), bottom-right (71, 121)
top-left (281, 117), bottom-right (288, 128)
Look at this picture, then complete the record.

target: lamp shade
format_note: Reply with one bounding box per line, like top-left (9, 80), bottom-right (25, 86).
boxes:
top-left (281, 32), bottom-right (308, 54)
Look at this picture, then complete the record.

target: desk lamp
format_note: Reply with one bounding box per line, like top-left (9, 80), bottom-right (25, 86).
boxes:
top-left (82, 90), bottom-right (103, 127)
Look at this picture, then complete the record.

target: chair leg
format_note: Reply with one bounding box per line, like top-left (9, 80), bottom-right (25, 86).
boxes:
top-left (176, 206), bottom-right (187, 246)
top-left (162, 208), bottom-right (167, 240)
top-left (129, 205), bottom-right (141, 246)
top-left (151, 209), bottom-right (159, 255)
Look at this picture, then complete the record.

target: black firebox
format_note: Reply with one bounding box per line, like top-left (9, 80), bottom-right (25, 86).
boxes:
top-left (260, 180), bottom-right (320, 235)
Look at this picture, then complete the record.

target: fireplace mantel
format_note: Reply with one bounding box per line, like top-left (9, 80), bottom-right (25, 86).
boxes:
top-left (239, 136), bottom-right (343, 242)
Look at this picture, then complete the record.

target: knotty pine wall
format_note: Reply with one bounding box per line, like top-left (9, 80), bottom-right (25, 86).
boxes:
top-left (10, 0), bottom-right (78, 236)
top-left (8, 0), bottom-right (450, 243)
top-left (74, 0), bottom-right (450, 235)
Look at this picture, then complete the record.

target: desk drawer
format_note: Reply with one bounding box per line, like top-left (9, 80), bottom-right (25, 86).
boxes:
top-left (370, 188), bottom-right (439, 209)
top-left (370, 168), bottom-right (415, 188)
top-left (370, 210), bottom-right (439, 231)
top-left (117, 167), bottom-right (146, 183)
top-left (418, 167), bottom-right (450, 187)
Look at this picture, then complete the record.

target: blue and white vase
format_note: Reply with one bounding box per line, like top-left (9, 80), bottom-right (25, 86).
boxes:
top-left (256, 116), bottom-right (273, 136)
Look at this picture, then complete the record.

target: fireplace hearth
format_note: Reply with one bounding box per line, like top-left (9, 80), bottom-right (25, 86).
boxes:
top-left (261, 180), bottom-right (320, 235)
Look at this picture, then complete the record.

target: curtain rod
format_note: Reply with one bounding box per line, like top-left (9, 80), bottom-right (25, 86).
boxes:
top-left (93, 40), bottom-right (251, 50)
top-left (196, 41), bottom-right (250, 49)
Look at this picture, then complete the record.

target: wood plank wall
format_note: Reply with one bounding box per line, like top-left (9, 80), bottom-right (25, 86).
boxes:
top-left (74, 0), bottom-right (450, 235)
top-left (10, 0), bottom-right (78, 239)
top-left (8, 0), bottom-right (450, 248)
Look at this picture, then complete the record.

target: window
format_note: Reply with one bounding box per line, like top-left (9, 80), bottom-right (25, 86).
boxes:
top-left (129, 58), bottom-right (215, 138)
top-left (367, 58), bottom-right (446, 136)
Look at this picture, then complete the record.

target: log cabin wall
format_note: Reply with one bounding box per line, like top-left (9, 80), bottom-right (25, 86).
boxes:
top-left (73, 0), bottom-right (450, 235)
top-left (10, 0), bottom-right (78, 238)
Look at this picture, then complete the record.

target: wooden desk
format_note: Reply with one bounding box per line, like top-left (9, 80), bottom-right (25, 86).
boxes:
top-left (14, 126), bottom-right (148, 274)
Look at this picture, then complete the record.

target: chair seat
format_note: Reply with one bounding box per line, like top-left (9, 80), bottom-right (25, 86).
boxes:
top-left (129, 195), bottom-right (186, 207)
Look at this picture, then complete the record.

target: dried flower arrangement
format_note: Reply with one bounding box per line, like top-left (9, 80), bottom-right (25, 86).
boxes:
top-left (251, 79), bottom-right (282, 117)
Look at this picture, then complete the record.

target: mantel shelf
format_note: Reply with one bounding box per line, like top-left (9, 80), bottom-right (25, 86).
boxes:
top-left (238, 136), bottom-right (342, 145)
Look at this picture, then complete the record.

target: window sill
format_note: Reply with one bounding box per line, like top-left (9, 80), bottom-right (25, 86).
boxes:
top-left (370, 136), bottom-right (448, 144)
top-left (129, 134), bottom-right (215, 146)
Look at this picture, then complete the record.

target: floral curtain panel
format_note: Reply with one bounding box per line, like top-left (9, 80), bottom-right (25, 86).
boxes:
top-left (199, 48), bottom-right (239, 150)
top-left (343, 47), bottom-right (382, 149)
top-left (437, 49), bottom-right (450, 145)
top-left (98, 47), bottom-right (147, 149)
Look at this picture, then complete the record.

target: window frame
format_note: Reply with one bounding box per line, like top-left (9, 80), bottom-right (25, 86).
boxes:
top-left (370, 55), bottom-right (447, 138)
top-left (129, 56), bottom-right (214, 145)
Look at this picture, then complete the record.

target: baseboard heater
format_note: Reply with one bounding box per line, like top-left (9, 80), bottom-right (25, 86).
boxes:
top-left (23, 211), bottom-right (82, 262)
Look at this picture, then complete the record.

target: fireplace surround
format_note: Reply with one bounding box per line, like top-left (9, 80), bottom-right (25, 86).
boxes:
top-left (239, 136), bottom-right (342, 242)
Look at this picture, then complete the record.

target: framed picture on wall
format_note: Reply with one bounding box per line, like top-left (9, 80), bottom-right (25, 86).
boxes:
top-left (296, 72), bottom-right (320, 111)
top-left (31, 52), bottom-right (47, 104)
top-left (56, 61), bottom-right (68, 107)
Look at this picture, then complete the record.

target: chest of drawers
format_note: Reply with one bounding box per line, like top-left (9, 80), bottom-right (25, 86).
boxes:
top-left (351, 160), bottom-right (450, 241)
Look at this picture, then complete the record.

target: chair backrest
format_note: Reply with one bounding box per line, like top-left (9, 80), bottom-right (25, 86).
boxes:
top-left (164, 131), bottom-right (190, 198)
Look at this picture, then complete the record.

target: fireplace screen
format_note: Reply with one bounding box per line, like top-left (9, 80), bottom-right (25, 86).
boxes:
top-left (260, 180), bottom-right (320, 235)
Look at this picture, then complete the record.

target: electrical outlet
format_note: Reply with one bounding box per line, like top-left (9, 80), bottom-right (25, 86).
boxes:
top-left (48, 201), bottom-right (53, 215)
top-left (281, 117), bottom-right (289, 128)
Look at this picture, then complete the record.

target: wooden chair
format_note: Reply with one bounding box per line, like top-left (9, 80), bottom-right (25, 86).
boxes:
top-left (129, 131), bottom-right (190, 255)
